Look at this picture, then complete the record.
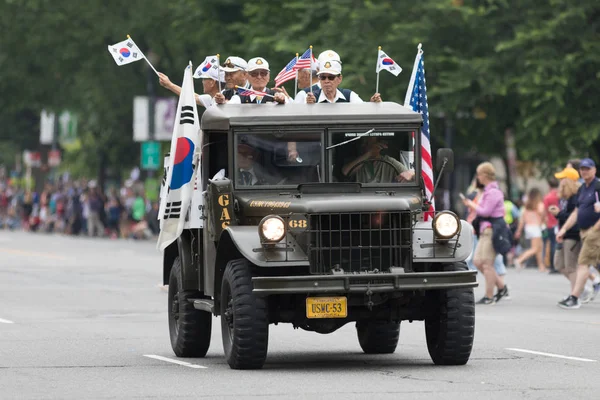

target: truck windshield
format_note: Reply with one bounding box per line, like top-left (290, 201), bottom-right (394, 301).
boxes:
top-left (234, 132), bottom-right (322, 187)
top-left (329, 130), bottom-right (416, 184)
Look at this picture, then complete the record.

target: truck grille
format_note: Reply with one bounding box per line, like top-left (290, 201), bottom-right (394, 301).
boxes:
top-left (308, 212), bottom-right (412, 274)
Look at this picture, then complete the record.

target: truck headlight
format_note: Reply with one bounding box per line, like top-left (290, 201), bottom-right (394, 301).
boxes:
top-left (259, 215), bottom-right (286, 243)
top-left (433, 211), bottom-right (460, 240)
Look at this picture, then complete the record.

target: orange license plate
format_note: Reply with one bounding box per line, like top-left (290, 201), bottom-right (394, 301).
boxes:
top-left (306, 297), bottom-right (347, 319)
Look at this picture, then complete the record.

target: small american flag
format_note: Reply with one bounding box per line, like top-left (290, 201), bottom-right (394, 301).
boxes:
top-left (405, 47), bottom-right (434, 219)
top-left (274, 57), bottom-right (298, 87)
top-left (293, 48), bottom-right (315, 70)
top-left (235, 86), bottom-right (273, 98)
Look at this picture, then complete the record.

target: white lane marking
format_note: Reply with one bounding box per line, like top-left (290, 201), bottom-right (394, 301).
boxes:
top-left (0, 318), bottom-right (15, 324)
top-left (143, 354), bottom-right (207, 369)
top-left (506, 348), bottom-right (597, 363)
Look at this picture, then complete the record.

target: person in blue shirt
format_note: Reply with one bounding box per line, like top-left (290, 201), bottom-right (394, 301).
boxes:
top-left (556, 158), bottom-right (600, 309)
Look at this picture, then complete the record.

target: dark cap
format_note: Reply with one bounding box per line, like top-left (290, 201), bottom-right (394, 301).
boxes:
top-left (580, 158), bottom-right (596, 168)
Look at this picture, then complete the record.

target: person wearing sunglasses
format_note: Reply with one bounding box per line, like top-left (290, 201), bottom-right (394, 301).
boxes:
top-left (297, 60), bottom-right (381, 104)
top-left (227, 57), bottom-right (287, 105)
top-left (214, 56), bottom-right (251, 104)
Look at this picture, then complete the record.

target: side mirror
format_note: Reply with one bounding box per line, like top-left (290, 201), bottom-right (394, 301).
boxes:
top-left (436, 148), bottom-right (454, 174)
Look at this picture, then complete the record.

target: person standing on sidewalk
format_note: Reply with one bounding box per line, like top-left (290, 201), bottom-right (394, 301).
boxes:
top-left (556, 158), bottom-right (600, 309)
top-left (543, 177), bottom-right (560, 273)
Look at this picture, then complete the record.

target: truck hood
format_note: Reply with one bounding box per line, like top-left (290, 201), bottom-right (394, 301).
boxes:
top-left (236, 191), bottom-right (423, 216)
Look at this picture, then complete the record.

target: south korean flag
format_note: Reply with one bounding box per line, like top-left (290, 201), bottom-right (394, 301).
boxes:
top-left (194, 55), bottom-right (219, 78)
top-left (107, 38), bottom-right (142, 66)
top-left (157, 62), bottom-right (201, 251)
top-left (376, 48), bottom-right (402, 76)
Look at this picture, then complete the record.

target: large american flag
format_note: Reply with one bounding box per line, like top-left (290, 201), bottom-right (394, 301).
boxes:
top-left (405, 47), bottom-right (434, 218)
top-left (274, 56), bottom-right (298, 87)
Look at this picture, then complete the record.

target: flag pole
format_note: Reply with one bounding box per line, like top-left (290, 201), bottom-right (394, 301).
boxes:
top-left (294, 52), bottom-right (299, 100)
top-left (127, 34), bottom-right (159, 77)
top-left (375, 46), bottom-right (381, 94)
top-left (404, 43), bottom-right (423, 107)
top-left (216, 54), bottom-right (222, 92)
top-left (309, 45), bottom-right (313, 95)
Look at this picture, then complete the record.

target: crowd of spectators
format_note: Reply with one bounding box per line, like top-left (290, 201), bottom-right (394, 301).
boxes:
top-left (0, 177), bottom-right (159, 240)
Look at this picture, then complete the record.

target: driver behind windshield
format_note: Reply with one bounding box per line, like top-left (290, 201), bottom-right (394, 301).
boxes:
top-left (237, 143), bottom-right (278, 186)
top-left (341, 136), bottom-right (415, 183)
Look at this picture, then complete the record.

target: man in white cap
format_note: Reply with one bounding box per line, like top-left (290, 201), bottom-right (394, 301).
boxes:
top-left (305, 60), bottom-right (381, 104)
top-left (294, 49), bottom-right (338, 102)
top-left (157, 57), bottom-right (226, 108)
top-left (228, 57), bottom-right (286, 104)
top-left (214, 56), bottom-right (251, 104)
top-left (295, 50), bottom-right (381, 104)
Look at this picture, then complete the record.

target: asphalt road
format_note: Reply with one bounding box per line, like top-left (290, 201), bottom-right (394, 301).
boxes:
top-left (1, 231), bottom-right (599, 400)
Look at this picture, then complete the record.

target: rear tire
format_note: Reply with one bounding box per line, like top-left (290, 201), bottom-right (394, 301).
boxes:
top-left (356, 321), bottom-right (400, 354)
top-left (168, 257), bottom-right (212, 357)
top-left (425, 262), bottom-right (475, 365)
top-left (221, 259), bottom-right (269, 369)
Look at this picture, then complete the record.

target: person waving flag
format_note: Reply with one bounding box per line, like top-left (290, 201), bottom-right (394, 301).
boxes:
top-left (404, 44), bottom-right (434, 220)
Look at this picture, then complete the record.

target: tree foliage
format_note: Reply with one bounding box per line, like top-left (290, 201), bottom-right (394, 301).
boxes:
top-left (0, 0), bottom-right (598, 179)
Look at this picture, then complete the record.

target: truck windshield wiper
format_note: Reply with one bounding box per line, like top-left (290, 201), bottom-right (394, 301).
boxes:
top-left (326, 129), bottom-right (374, 150)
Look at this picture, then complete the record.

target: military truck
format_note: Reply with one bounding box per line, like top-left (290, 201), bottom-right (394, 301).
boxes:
top-left (162, 102), bottom-right (476, 370)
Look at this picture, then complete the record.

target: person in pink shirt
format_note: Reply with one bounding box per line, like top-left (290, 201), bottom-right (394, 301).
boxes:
top-left (463, 162), bottom-right (508, 305)
top-left (543, 177), bottom-right (560, 273)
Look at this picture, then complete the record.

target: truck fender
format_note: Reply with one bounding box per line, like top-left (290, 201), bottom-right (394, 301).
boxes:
top-left (412, 220), bottom-right (474, 262)
top-left (162, 230), bottom-right (199, 291)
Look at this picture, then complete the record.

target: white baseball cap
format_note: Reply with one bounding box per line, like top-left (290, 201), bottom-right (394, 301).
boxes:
top-left (317, 50), bottom-right (342, 66)
top-left (220, 56), bottom-right (248, 72)
top-left (247, 57), bottom-right (270, 72)
top-left (317, 59), bottom-right (342, 76)
top-left (194, 64), bottom-right (225, 82)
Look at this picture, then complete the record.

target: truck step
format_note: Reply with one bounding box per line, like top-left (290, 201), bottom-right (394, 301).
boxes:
top-left (191, 299), bottom-right (215, 313)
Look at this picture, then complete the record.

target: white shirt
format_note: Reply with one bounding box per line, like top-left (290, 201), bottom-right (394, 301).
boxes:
top-left (294, 82), bottom-right (321, 103)
top-left (228, 87), bottom-right (289, 104)
top-left (196, 94), bottom-right (214, 108)
top-left (296, 87), bottom-right (363, 104)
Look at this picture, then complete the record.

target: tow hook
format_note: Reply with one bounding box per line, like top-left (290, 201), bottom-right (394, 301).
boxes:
top-left (365, 285), bottom-right (374, 311)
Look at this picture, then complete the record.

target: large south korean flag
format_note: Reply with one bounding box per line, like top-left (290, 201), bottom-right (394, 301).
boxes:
top-left (157, 63), bottom-right (201, 251)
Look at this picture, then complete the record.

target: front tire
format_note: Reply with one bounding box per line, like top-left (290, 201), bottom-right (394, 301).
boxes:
top-left (221, 259), bottom-right (269, 369)
top-left (356, 321), bottom-right (400, 354)
top-left (168, 257), bottom-right (212, 357)
top-left (425, 262), bottom-right (475, 365)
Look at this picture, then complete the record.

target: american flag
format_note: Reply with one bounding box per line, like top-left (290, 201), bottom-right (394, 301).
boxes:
top-left (274, 57), bottom-right (298, 87)
top-left (405, 48), bottom-right (434, 219)
top-left (293, 48), bottom-right (314, 70)
top-left (235, 86), bottom-right (272, 98)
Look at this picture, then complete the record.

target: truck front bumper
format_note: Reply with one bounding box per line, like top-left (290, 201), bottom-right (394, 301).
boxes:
top-left (252, 270), bottom-right (477, 296)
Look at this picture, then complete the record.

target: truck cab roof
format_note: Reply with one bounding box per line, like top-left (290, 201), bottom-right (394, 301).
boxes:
top-left (200, 102), bottom-right (423, 130)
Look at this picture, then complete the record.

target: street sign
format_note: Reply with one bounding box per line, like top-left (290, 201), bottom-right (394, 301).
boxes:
top-left (58, 111), bottom-right (78, 146)
top-left (23, 151), bottom-right (42, 168)
top-left (48, 150), bottom-right (61, 167)
top-left (141, 141), bottom-right (161, 170)
top-left (133, 96), bottom-right (177, 142)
